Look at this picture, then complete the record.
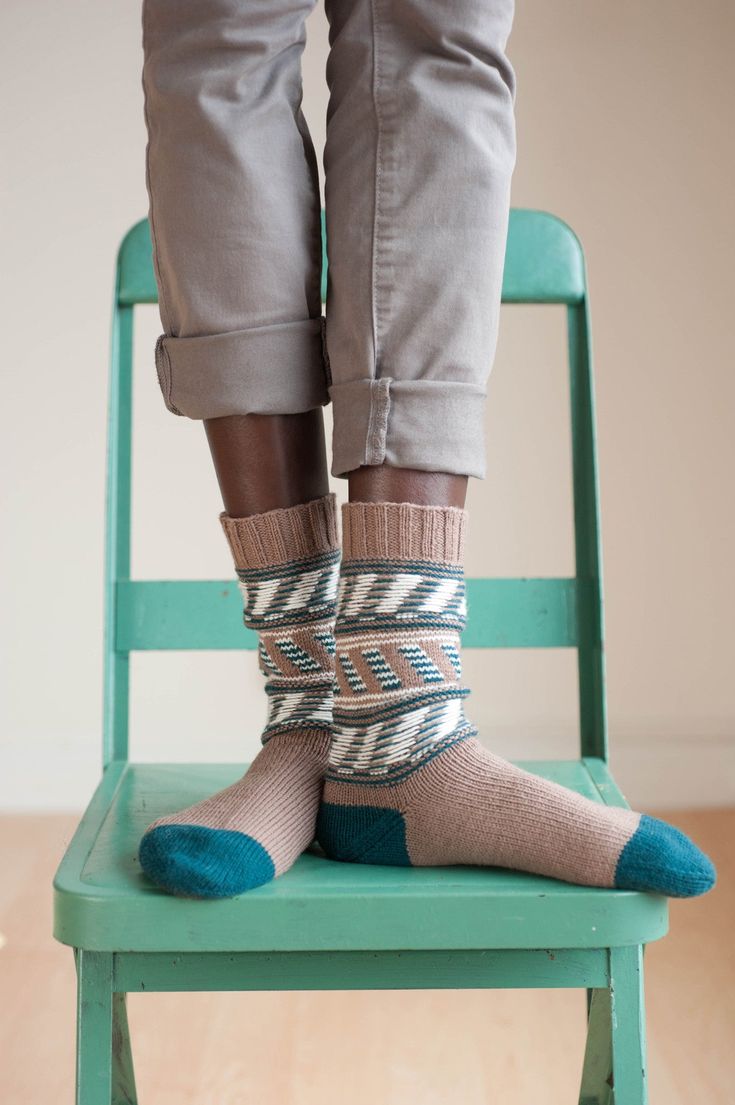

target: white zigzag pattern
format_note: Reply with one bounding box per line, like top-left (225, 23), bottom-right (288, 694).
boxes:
top-left (240, 576), bottom-right (281, 617)
top-left (419, 577), bottom-right (459, 613)
top-left (338, 654), bottom-right (367, 693)
top-left (398, 644), bottom-right (444, 683)
top-left (339, 572), bottom-right (377, 617)
top-left (331, 562), bottom-right (470, 774)
top-left (340, 572), bottom-right (464, 618)
top-left (266, 689), bottom-right (334, 728)
top-left (275, 640), bottom-right (323, 674)
top-left (280, 568), bottom-right (323, 613)
top-left (329, 697), bottom-right (465, 773)
top-left (240, 562), bottom-right (339, 620)
top-left (374, 573), bottom-right (422, 613)
top-left (442, 641), bottom-right (463, 677)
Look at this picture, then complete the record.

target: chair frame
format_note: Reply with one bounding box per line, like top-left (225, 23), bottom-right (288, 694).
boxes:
top-left (55, 209), bottom-right (664, 1105)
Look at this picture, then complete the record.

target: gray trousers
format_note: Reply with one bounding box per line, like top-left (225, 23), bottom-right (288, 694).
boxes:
top-left (142, 0), bottom-right (516, 479)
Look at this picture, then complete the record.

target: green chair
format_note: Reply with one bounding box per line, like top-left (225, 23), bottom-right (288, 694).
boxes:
top-left (54, 209), bottom-right (666, 1104)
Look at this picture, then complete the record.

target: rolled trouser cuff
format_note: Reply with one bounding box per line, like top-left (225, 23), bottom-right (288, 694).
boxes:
top-left (330, 378), bottom-right (487, 480)
top-left (154, 317), bottom-right (329, 419)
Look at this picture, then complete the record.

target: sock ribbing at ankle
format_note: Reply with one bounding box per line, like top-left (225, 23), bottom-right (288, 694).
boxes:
top-left (220, 494), bottom-right (339, 570)
top-left (341, 500), bottom-right (467, 563)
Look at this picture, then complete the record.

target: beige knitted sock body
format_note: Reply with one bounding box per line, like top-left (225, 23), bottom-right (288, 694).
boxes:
top-left (139, 494), bottom-right (339, 898)
top-left (316, 502), bottom-right (715, 897)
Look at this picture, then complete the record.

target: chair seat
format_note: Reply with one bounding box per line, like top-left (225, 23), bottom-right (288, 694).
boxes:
top-left (53, 757), bottom-right (668, 954)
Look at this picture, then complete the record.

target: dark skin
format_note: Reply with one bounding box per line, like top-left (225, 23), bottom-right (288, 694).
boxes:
top-left (204, 412), bottom-right (467, 516)
top-left (204, 411), bottom-right (330, 517)
top-left (348, 463), bottom-right (467, 509)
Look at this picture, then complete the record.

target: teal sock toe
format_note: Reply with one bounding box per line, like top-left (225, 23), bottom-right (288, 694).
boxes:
top-left (614, 814), bottom-right (716, 897)
top-left (139, 824), bottom-right (275, 898)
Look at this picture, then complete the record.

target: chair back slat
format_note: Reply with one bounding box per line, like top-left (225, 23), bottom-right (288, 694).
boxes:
top-left (103, 209), bottom-right (607, 765)
top-left (116, 577), bottom-right (583, 652)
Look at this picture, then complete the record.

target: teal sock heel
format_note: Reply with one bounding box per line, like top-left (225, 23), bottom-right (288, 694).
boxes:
top-left (316, 802), bottom-right (411, 866)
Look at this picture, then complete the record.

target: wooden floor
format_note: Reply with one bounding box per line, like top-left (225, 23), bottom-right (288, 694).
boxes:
top-left (0, 809), bottom-right (733, 1104)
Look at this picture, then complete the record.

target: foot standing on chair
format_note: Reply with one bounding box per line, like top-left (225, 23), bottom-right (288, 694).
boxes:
top-left (316, 501), bottom-right (716, 899)
top-left (139, 494), bottom-right (339, 898)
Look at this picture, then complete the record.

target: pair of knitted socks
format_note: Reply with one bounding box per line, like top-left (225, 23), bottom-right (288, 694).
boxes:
top-left (139, 494), bottom-right (715, 899)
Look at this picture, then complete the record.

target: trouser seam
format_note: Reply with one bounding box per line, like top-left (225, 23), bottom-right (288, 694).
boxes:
top-left (293, 83), bottom-right (324, 327)
top-left (320, 316), bottom-right (332, 388)
top-left (141, 1), bottom-right (173, 338)
top-left (369, 0), bottom-right (383, 379)
top-left (154, 335), bottom-right (182, 416)
top-left (366, 378), bottom-right (391, 465)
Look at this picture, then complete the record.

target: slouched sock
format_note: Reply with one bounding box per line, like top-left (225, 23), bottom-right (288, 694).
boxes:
top-left (139, 493), bottom-right (339, 898)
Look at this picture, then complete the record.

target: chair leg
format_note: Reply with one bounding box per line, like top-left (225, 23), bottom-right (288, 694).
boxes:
top-left (111, 993), bottom-right (138, 1105)
top-left (609, 945), bottom-right (648, 1105)
top-left (579, 986), bottom-right (613, 1105)
top-left (76, 950), bottom-right (114, 1105)
top-left (578, 946), bottom-right (648, 1105)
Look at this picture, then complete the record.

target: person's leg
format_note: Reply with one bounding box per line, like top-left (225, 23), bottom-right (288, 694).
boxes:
top-left (141, 491), bottom-right (339, 897)
top-left (138, 0), bottom-right (336, 897)
top-left (318, 0), bottom-right (715, 896)
top-left (318, 493), bottom-right (715, 895)
top-left (348, 466), bottom-right (467, 511)
top-left (143, 0), bottom-right (327, 422)
top-left (205, 411), bottom-right (330, 518)
top-left (323, 0), bottom-right (516, 479)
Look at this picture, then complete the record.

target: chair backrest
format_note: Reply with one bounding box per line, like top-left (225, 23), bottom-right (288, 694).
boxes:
top-left (103, 209), bottom-right (606, 767)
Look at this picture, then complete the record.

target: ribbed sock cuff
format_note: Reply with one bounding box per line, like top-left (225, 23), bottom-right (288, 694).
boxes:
top-left (342, 501), bottom-right (467, 565)
top-left (220, 493), bottom-right (339, 570)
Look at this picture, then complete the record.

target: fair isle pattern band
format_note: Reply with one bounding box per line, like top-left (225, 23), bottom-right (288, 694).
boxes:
top-left (331, 691), bottom-right (474, 785)
top-left (236, 547), bottom-right (340, 744)
top-left (328, 556), bottom-right (475, 783)
top-left (262, 686), bottom-right (334, 743)
top-left (237, 548), bottom-right (341, 631)
top-left (336, 559), bottom-right (467, 633)
top-left (335, 630), bottom-right (464, 696)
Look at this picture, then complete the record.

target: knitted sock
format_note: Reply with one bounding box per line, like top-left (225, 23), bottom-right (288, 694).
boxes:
top-left (139, 493), bottom-right (339, 898)
top-left (316, 502), bottom-right (715, 897)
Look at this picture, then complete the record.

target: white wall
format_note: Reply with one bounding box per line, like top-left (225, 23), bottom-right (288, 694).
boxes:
top-left (2, 0), bottom-right (734, 811)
